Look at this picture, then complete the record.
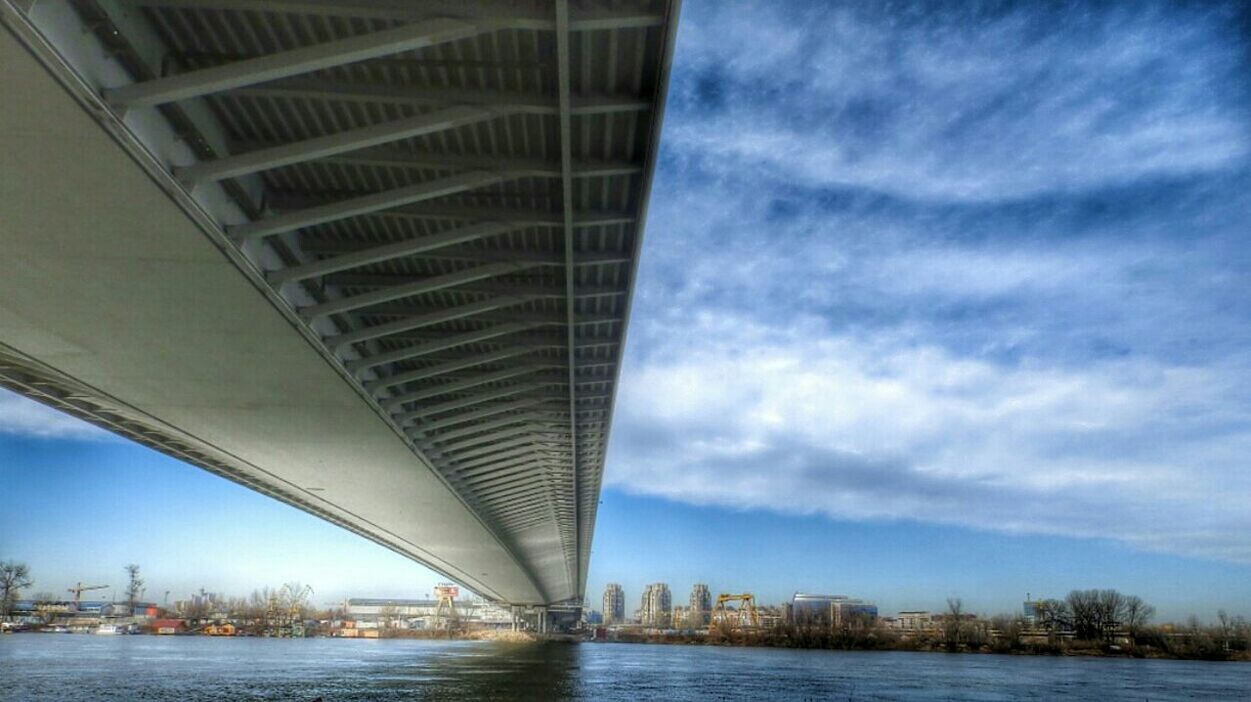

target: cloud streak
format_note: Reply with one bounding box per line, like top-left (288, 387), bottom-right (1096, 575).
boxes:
top-left (607, 1), bottom-right (1251, 563)
top-left (666, 2), bottom-right (1249, 202)
top-left (0, 390), bottom-right (112, 441)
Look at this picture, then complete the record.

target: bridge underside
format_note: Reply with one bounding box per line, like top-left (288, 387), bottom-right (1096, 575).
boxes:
top-left (0, 0), bottom-right (677, 605)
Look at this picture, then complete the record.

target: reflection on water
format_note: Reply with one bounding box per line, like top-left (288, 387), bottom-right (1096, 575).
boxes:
top-left (2, 635), bottom-right (1249, 701)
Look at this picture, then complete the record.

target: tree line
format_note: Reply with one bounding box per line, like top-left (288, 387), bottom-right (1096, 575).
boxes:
top-left (618, 588), bottom-right (1251, 661)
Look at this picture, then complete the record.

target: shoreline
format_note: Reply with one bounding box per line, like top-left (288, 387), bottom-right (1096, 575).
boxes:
top-left (6, 629), bottom-right (1248, 662)
top-left (589, 631), bottom-right (1251, 663)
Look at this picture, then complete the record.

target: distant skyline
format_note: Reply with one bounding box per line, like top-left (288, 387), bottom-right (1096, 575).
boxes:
top-left (4, 1), bottom-right (1251, 622)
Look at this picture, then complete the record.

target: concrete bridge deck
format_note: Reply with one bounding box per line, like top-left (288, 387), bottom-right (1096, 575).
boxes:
top-left (0, 0), bottom-right (679, 606)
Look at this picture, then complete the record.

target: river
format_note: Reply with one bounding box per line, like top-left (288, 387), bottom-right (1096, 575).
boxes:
top-left (1, 635), bottom-right (1248, 700)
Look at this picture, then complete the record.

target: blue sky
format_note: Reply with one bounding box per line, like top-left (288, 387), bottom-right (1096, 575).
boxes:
top-left (3, 1), bottom-right (1251, 620)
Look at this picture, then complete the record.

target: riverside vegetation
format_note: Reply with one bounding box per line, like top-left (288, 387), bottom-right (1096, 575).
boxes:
top-left (609, 591), bottom-right (1251, 662)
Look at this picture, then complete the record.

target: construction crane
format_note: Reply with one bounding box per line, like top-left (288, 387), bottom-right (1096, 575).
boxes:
top-left (434, 584), bottom-right (460, 631)
top-left (67, 582), bottom-right (108, 607)
top-left (710, 593), bottom-right (760, 632)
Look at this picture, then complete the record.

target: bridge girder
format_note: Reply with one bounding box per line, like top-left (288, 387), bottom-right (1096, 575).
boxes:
top-left (0, 0), bottom-right (679, 606)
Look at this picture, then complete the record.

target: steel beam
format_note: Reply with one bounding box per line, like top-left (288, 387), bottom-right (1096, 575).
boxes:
top-left (554, 0), bottom-right (581, 588)
top-left (103, 18), bottom-right (482, 108)
top-left (346, 321), bottom-right (544, 374)
top-left (480, 493), bottom-right (552, 519)
top-left (396, 382), bottom-right (552, 423)
top-left (414, 397), bottom-right (553, 432)
top-left (428, 413), bottom-right (542, 443)
top-left (464, 472), bottom-right (551, 497)
top-left (309, 146), bottom-right (642, 179)
top-left (231, 79), bottom-right (651, 116)
top-left (303, 261), bottom-right (536, 320)
top-left (453, 445), bottom-right (557, 473)
top-left (351, 305), bottom-right (618, 328)
top-left (117, 1), bottom-right (664, 32)
top-left (476, 481), bottom-right (556, 506)
top-left (454, 448), bottom-right (571, 478)
top-left (298, 243), bottom-right (631, 268)
top-left (267, 197), bottom-right (635, 228)
top-left (445, 447), bottom-right (552, 475)
top-left (384, 366), bottom-right (549, 411)
top-left (450, 458), bottom-right (548, 485)
top-left (270, 222), bottom-right (514, 285)
top-left (344, 281), bottom-right (622, 301)
top-left (434, 424), bottom-right (542, 453)
top-left (231, 171), bottom-right (507, 241)
top-left (452, 457), bottom-right (553, 483)
top-left (330, 296), bottom-right (530, 351)
top-left (447, 436), bottom-right (546, 463)
top-left (367, 347), bottom-right (535, 395)
top-left (176, 106), bottom-right (501, 185)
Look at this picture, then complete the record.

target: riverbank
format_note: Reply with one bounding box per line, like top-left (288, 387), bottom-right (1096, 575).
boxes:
top-left (597, 629), bottom-right (1251, 662)
top-left (7, 624), bottom-right (1247, 662)
top-left (2, 626), bottom-right (557, 644)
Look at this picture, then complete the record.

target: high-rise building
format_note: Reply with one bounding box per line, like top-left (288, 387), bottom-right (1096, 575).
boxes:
top-left (689, 583), bottom-right (711, 628)
top-left (640, 583), bottom-right (672, 628)
top-left (602, 583), bottom-right (625, 626)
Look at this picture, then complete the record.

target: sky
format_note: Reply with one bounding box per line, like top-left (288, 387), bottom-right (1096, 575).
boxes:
top-left (3, 1), bottom-right (1251, 621)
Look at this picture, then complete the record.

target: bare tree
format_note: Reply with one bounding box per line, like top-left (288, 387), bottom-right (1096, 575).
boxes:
top-left (183, 596), bottom-right (209, 622)
top-left (943, 598), bottom-right (964, 650)
top-left (1066, 590), bottom-right (1115, 641)
top-left (249, 588), bottom-right (274, 633)
top-left (124, 564), bottom-right (144, 612)
top-left (1066, 589), bottom-right (1138, 642)
top-left (1066, 590), bottom-right (1098, 640)
top-left (31, 592), bottom-right (60, 626)
top-left (1217, 610), bottom-right (1233, 652)
top-left (990, 614), bottom-right (1025, 651)
top-left (378, 604), bottom-right (400, 632)
top-left (0, 561), bottom-right (33, 622)
top-left (1122, 595), bottom-right (1154, 643)
top-left (1035, 599), bottom-right (1071, 635)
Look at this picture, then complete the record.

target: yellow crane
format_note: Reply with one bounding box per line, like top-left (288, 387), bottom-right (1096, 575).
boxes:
top-left (710, 593), bottom-right (760, 632)
top-left (67, 582), bottom-right (108, 607)
top-left (434, 584), bottom-right (460, 631)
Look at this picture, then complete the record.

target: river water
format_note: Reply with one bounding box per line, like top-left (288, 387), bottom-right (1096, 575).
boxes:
top-left (1, 635), bottom-right (1248, 700)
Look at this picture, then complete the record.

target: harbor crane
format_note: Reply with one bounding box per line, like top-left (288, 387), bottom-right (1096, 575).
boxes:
top-left (710, 593), bottom-right (761, 632)
top-left (68, 582), bottom-right (108, 606)
top-left (434, 584), bottom-right (461, 631)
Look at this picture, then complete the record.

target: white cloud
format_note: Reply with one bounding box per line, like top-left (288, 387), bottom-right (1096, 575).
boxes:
top-left (668, 2), bottom-right (1249, 202)
top-left (0, 390), bottom-right (112, 441)
top-left (600, 0), bottom-right (1251, 567)
top-left (606, 317), bottom-right (1251, 562)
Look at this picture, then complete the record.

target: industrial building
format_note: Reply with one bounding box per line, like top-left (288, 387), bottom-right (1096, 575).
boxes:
top-left (640, 583), bottom-right (671, 628)
top-left (888, 611), bottom-right (936, 632)
top-left (791, 594), bottom-right (878, 627)
top-left (344, 597), bottom-right (512, 629)
top-left (9, 600), bottom-right (158, 619)
top-left (602, 583), bottom-right (625, 626)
